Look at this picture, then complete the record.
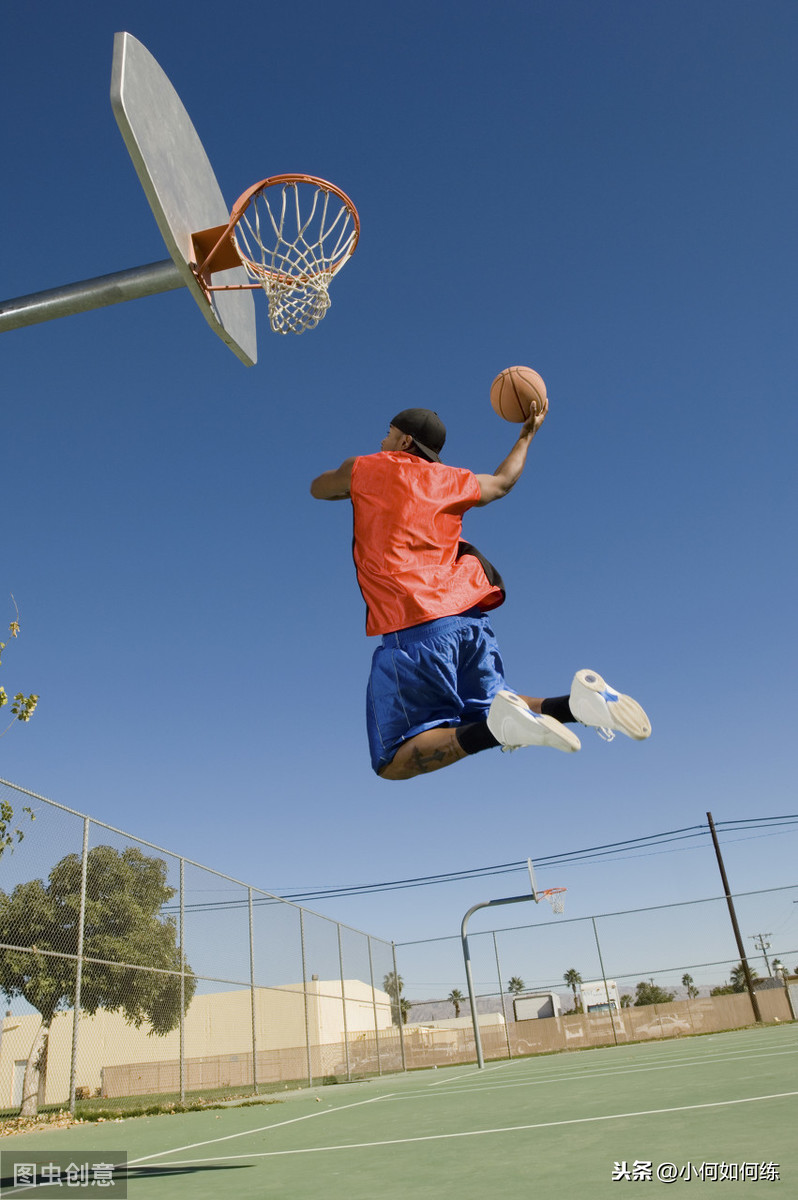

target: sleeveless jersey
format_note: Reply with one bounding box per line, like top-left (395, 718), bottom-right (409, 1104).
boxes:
top-left (350, 451), bottom-right (504, 636)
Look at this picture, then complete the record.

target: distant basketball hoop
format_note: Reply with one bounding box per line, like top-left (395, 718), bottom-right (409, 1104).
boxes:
top-left (461, 861), bottom-right (568, 1069)
top-left (538, 887), bottom-right (567, 915)
top-left (527, 859), bottom-right (566, 914)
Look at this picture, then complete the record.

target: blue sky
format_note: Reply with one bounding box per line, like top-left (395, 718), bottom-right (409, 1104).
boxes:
top-left (2, 1), bottom-right (797, 1001)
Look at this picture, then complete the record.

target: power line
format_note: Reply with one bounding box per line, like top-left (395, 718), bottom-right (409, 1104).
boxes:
top-left (273, 815), bottom-right (797, 903)
top-left (171, 813), bottom-right (798, 911)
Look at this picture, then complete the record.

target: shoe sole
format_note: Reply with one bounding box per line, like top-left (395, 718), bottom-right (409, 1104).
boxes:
top-left (533, 712), bottom-right (582, 752)
top-left (489, 692), bottom-right (581, 753)
top-left (574, 670), bottom-right (651, 740)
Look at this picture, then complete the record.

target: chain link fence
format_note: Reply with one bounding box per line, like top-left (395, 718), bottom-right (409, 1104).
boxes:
top-left (1, 777), bottom-right (796, 1116)
top-left (395, 884), bottom-right (798, 1064)
top-left (0, 779), bottom-right (402, 1115)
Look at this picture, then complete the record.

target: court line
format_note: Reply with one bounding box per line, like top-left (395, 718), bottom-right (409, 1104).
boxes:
top-left (427, 1031), bottom-right (798, 1087)
top-left (130, 1090), bottom-right (798, 1167)
top-left (125, 1093), bottom-right (396, 1166)
top-left (414, 1046), bottom-right (798, 1100)
top-left (427, 1057), bottom-right (528, 1086)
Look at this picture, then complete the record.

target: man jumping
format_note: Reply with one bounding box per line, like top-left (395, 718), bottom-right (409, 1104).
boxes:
top-left (310, 402), bottom-right (650, 780)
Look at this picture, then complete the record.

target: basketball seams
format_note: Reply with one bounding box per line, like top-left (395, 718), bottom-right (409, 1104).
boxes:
top-left (490, 364), bottom-right (546, 423)
top-left (508, 371), bottom-right (526, 421)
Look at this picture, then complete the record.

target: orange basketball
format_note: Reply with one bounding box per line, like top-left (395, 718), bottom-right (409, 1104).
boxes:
top-left (490, 366), bottom-right (548, 422)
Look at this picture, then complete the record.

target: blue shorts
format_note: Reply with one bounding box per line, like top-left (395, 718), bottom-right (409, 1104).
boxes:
top-left (365, 609), bottom-right (507, 774)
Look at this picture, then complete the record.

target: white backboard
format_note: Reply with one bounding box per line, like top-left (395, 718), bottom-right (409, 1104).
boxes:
top-left (110, 32), bottom-right (257, 365)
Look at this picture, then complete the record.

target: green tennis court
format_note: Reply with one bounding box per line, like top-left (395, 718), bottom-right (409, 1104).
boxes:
top-left (3, 1024), bottom-right (796, 1197)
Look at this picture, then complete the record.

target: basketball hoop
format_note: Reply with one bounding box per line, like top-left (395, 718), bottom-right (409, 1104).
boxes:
top-left (192, 175), bottom-right (360, 335)
top-left (538, 887), bottom-right (566, 915)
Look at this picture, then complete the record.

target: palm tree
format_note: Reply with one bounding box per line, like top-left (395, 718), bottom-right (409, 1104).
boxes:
top-left (383, 971), bottom-right (404, 1025)
top-left (563, 968), bottom-right (583, 1012)
top-left (730, 962), bottom-right (758, 992)
top-left (448, 988), bottom-right (465, 1017)
top-left (507, 976), bottom-right (525, 996)
top-left (682, 973), bottom-right (699, 999)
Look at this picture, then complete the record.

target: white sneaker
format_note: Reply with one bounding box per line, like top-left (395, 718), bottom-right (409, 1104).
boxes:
top-left (569, 670), bottom-right (651, 741)
top-left (487, 691), bottom-right (581, 753)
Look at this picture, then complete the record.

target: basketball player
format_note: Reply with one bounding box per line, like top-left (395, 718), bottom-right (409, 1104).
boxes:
top-left (310, 404), bottom-right (650, 779)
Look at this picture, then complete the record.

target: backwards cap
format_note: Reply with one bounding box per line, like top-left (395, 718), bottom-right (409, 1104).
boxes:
top-left (390, 408), bottom-right (446, 463)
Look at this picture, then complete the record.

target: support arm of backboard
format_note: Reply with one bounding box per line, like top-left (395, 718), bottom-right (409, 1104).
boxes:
top-left (0, 260), bottom-right (184, 332)
top-left (461, 893), bottom-right (537, 1070)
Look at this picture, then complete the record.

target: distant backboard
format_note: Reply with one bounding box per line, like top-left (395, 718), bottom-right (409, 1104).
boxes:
top-left (110, 32), bottom-right (257, 365)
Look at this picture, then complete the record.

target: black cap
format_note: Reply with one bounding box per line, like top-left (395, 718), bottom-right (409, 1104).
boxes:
top-left (390, 408), bottom-right (446, 463)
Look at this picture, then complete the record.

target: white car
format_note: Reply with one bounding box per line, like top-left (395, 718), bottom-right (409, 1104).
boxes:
top-left (635, 1013), bottom-right (692, 1037)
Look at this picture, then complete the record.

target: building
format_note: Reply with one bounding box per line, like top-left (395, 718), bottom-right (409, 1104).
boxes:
top-left (579, 979), bottom-right (621, 1013)
top-left (0, 979), bottom-right (391, 1108)
top-left (513, 992), bottom-right (562, 1020)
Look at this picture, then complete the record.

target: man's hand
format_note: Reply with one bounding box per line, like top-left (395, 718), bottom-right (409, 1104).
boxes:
top-left (519, 395), bottom-right (548, 439)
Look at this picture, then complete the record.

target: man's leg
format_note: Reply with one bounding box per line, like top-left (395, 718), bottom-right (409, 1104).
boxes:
top-left (378, 727), bottom-right (469, 780)
top-left (378, 696), bottom-right (578, 780)
top-left (377, 670), bottom-right (650, 779)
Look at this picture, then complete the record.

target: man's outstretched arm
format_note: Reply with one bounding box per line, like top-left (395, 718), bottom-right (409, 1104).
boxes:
top-left (310, 457), bottom-right (356, 500)
top-left (474, 400), bottom-right (548, 506)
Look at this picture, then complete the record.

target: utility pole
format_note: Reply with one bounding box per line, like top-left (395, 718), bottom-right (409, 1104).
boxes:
top-left (751, 933), bottom-right (773, 976)
top-left (706, 811), bottom-right (762, 1023)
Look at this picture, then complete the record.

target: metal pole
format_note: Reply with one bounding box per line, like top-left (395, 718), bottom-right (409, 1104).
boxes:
top-left (68, 817), bottom-right (90, 1114)
top-left (492, 932), bottom-right (512, 1060)
top-left (707, 812), bottom-right (762, 1023)
top-left (366, 937), bottom-right (382, 1076)
top-left (461, 894), bottom-right (537, 1069)
top-left (461, 906), bottom-right (484, 1069)
top-left (248, 889), bottom-right (258, 1095)
top-left (337, 925), bottom-right (351, 1082)
top-left (392, 942), bottom-right (406, 1072)
top-left (179, 859), bottom-right (185, 1105)
top-left (0, 260), bottom-right (184, 331)
top-left (299, 910), bottom-right (313, 1088)
top-left (591, 916), bottom-right (619, 1045)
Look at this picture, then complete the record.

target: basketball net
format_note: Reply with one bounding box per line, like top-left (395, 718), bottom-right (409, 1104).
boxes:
top-left (539, 887), bottom-right (566, 915)
top-left (231, 176), bottom-right (359, 334)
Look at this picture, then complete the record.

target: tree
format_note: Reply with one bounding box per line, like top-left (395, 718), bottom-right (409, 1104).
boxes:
top-left (400, 997), bottom-right (412, 1024)
top-left (0, 844), bottom-right (195, 1116)
top-left (563, 968), bottom-right (582, 1012)
top-left (0, 599), bottom-right (39, 739)
top-left (730, 962), bottom-right (757, 991)
top-left (634, 980), bottom-right (676, 1006)
top-left (448, 988), bottom-right (465, 1018)
top-left (0, 796), bottom-right (35, 858)
top-left (507, 976), bottom-right (525, 996)
top-left (1, 599), bottom-right (38, 858)
top-left (620, 994), bottom-right (633, 1008)
top-left (383, 971), bottom-right (404, 1026)
top-left (711, 962), bottom-right (759, 995)
top-left (682, 973), bottom-right (699, 1000)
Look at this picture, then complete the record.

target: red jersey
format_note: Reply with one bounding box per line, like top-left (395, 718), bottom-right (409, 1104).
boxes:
top-left (350, 451), bottom-right (504, 636)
